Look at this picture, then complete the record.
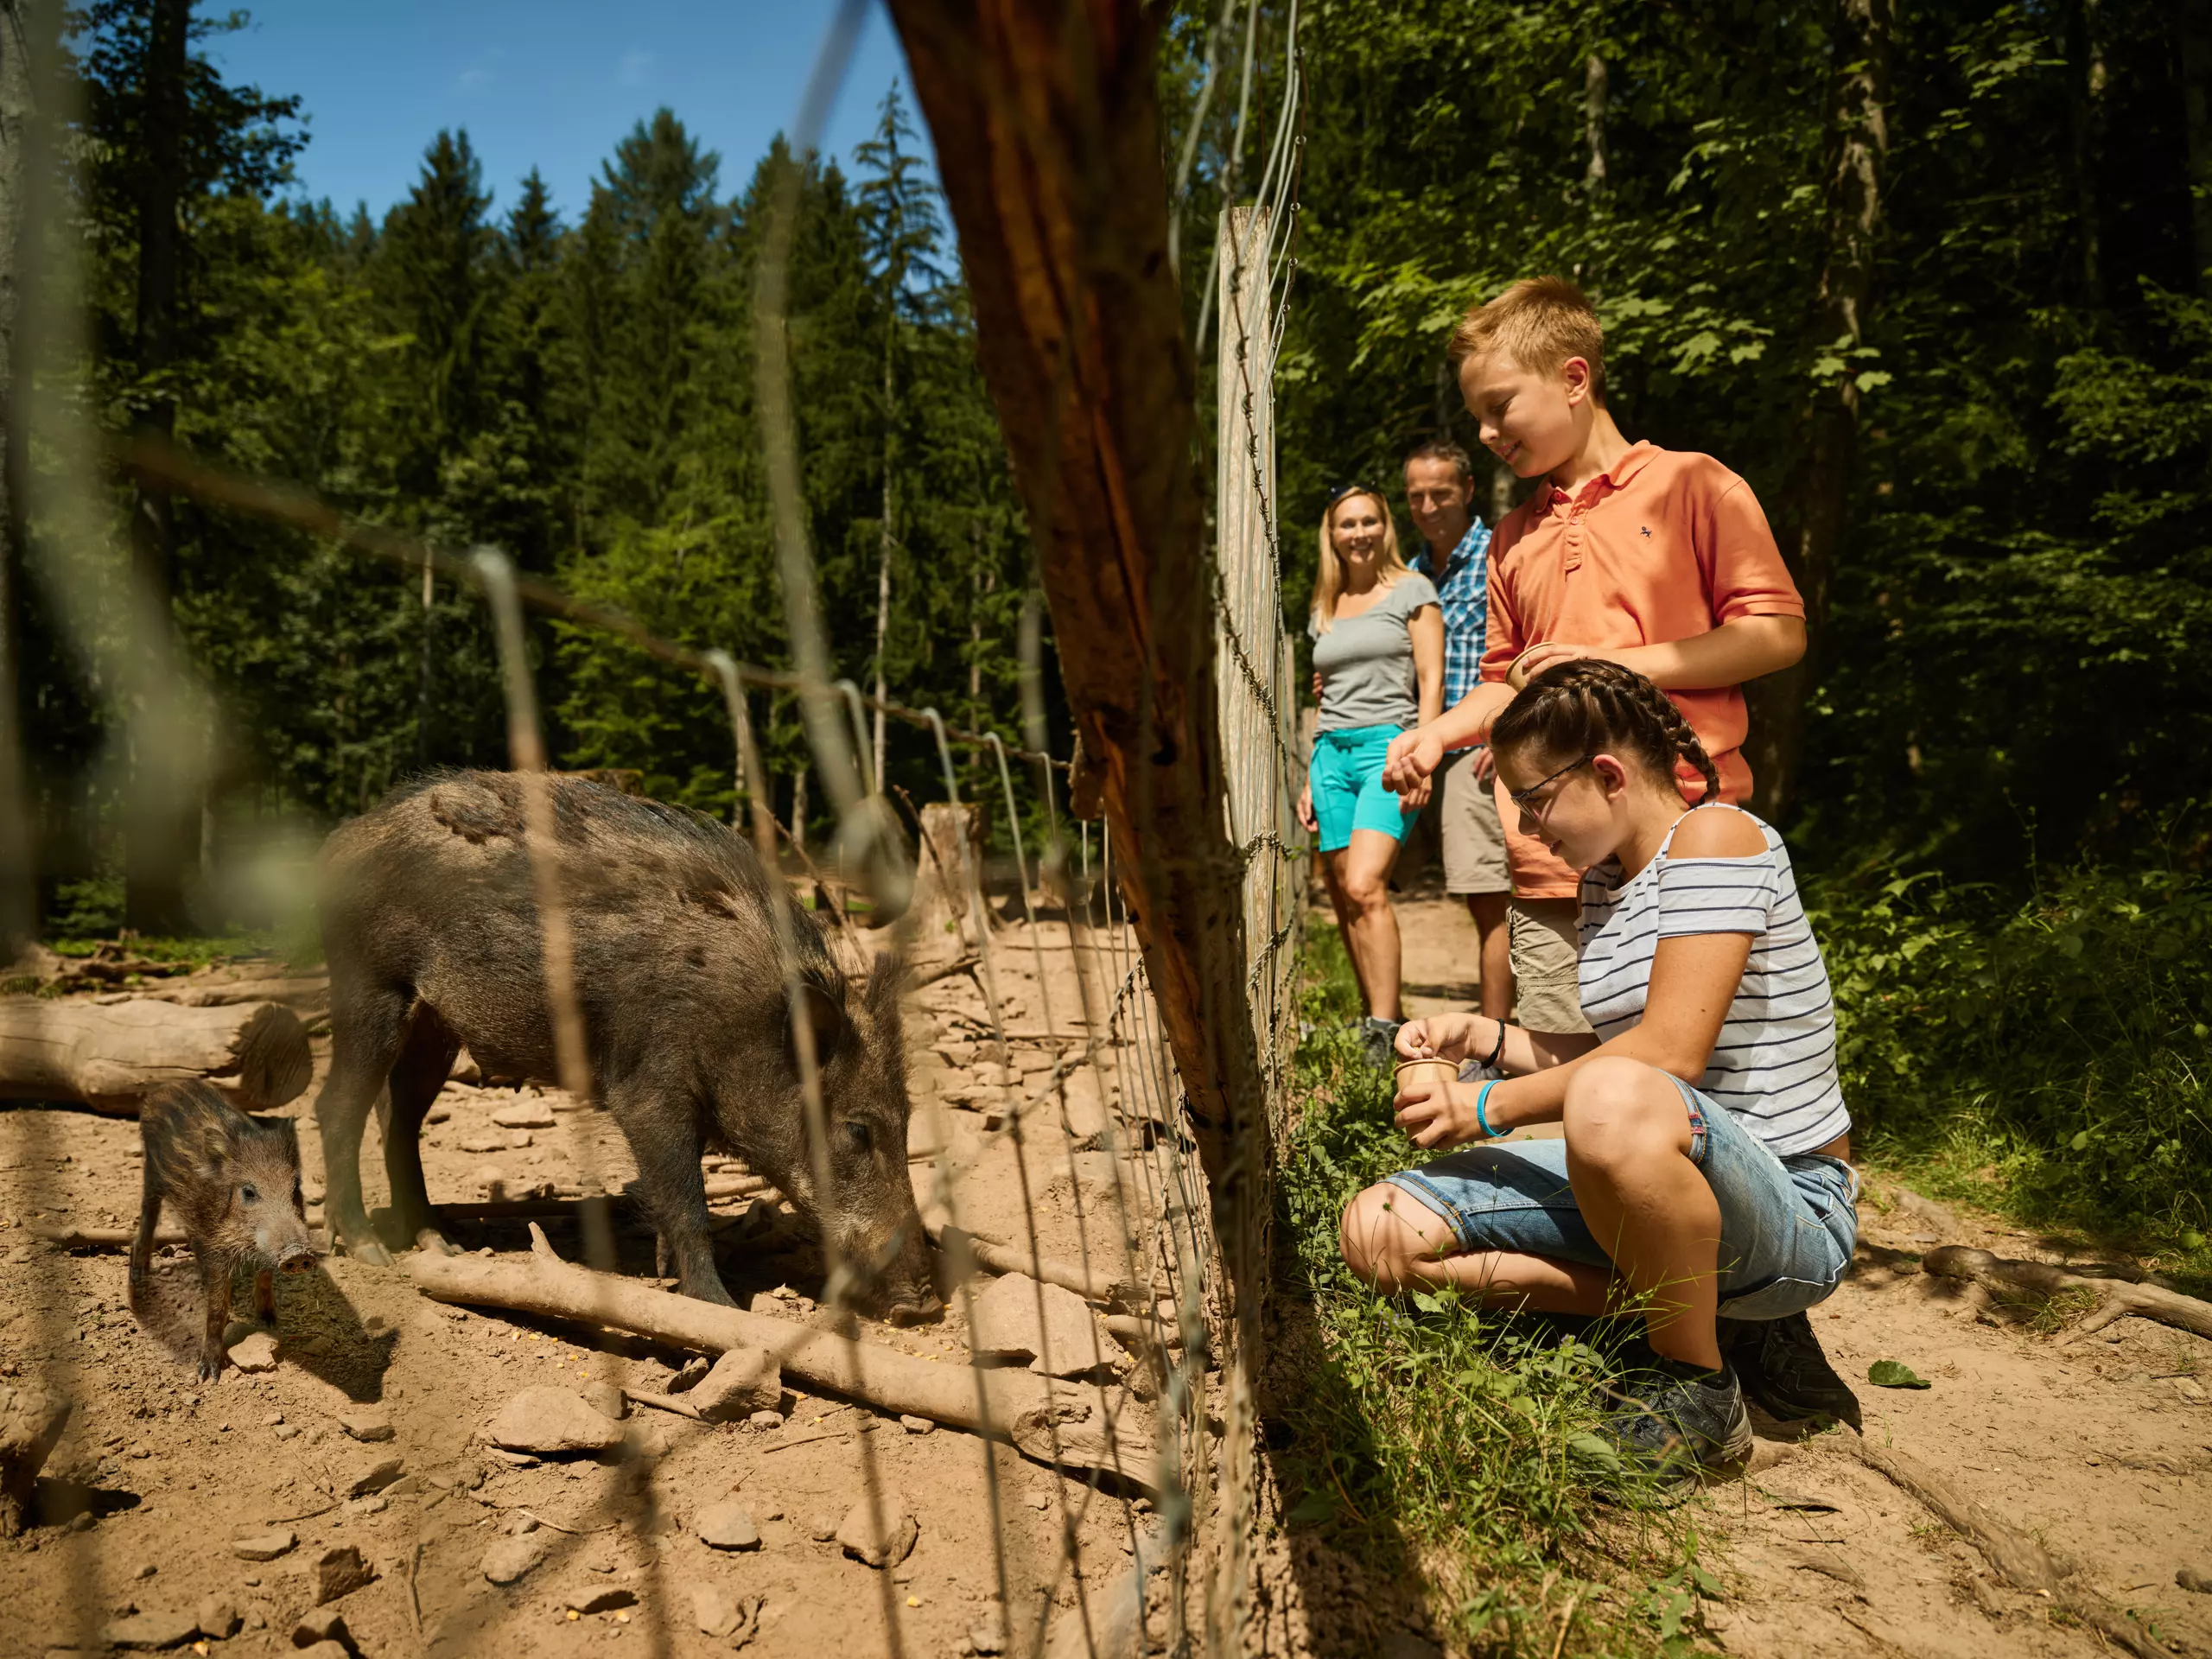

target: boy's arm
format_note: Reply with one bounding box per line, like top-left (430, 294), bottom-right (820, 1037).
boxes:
top-left (1382, 681), bottom-right (1511, 791)
top-left (1511, 613), bottom-right (1805, 691)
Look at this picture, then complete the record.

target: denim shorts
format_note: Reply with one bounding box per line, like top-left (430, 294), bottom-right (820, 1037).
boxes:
top-left (1310, 725), bottom-right (1419, 852)
top-left (1382, 1076), bottom-right (1859, 1319)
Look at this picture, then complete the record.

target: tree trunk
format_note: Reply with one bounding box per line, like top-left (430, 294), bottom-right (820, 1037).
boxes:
top-left (123, 0), bottom-right (194, 935)
top-left (0, 995), bottom-right (312, 1114)
top-left (874, 315), bottom-right (894, 793)
top-left (909, 798), bottom-right (989, 949)
top-left (2182, 0), bottom-right (2212, 296)
top-left (2065, 0), bottom-right (2106, 300)
top-left (1745, 0), bottom-right (1893, 819)
top-left (0, 0), bottom-right (35, 954)
top-left (1584, 52), bottom-right (1608, 194)
top-left (883, 0), bottom-right (1267, 1288)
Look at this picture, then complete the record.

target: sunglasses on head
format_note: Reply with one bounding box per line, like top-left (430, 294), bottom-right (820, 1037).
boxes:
top-left (1326, 482), bottom-right (1382, 510)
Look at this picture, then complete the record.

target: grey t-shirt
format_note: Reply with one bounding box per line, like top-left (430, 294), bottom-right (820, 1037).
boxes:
top-left (1310, 572), bottom-right (1440, 732)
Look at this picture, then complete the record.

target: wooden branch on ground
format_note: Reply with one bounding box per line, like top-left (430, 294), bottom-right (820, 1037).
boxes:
top-left (407, 1224), bottom-right (1157, 1495)
top-left (1839, 1433), bottom-right (2171, 1657)
top-left (0, 997), bottom-right (311, 1113)
top-left (931, 1222), bottom-right (1145, 1314)
top-left (1922, 1245), bottom-right (2212, 1344)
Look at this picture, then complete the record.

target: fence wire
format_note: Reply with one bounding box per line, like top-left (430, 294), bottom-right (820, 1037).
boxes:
top-left (0, 6), bottom-right (1305, 1659)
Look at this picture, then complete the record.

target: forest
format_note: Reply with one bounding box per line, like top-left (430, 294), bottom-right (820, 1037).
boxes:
top-left (4, 0), bottom-right (2209, 1252)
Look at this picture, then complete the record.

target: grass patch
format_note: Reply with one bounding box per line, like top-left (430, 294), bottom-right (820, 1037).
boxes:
top-left (1815, 845), bottom-right (2212, 1294)
top-left (1267, 922), bottom-right (1716, 1656)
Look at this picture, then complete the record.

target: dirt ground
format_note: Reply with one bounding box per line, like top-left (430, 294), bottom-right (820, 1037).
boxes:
top-left (0, 908), bottom-right (1185, 1659)
top-left (1396, 880), bottom-right (2212, 1657)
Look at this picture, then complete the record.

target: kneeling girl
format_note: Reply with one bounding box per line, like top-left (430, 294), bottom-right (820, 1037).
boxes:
top-left (1338, 658), bottom-right (1859, 1483)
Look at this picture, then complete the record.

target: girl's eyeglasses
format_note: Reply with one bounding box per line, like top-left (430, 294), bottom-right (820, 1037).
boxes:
top-left (1506, 753), bottom-right (1595, 813)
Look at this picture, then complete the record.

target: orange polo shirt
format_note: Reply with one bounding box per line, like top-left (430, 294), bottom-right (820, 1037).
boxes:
top-left (1483, 441), bottom-right (1803, 899)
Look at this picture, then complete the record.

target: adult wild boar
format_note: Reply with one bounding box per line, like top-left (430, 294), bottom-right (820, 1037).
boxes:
top-left (312, 769), bottom-right (938, 1319)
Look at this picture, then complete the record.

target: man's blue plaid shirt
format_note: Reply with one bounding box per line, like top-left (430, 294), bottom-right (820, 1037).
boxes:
top-left (1409, 517), bottom-right (1492, 716)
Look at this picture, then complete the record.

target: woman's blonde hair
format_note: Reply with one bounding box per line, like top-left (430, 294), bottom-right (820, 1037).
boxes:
top-left (1311, 487), bottom-right (1408, 633)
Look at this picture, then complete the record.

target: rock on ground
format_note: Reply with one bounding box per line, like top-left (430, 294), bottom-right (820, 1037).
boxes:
top-left (693, 1585), bottom-right (741, 1638)
top-left (100, 1610), bottom-right (200, 1649)
top-left (696, 1497), bottom-right (760, 1551)
top-left (315, 1544), bottom-right (375, 1605)
top-left (229, 1529), bottom-right (295, 1561)
top-left (968, 1272), bottom-right (1109, 1378)
top-left (485, 1386), bottom-right (625, 1453)
top-left (558, 1582), bottom-right (638, 1614)
top-left (836, 1491), bottom-right (918, 1568)
top-left (292, 1606), bottom-right (352, 1648)
top-left (195, 1595), bottom-right (238, 1638)
top-left (335, 1408), bottom-right (392, 1443)
top-left (226, 1331), bottom-right (278, 1373)
top-left (482, 1531), bottom-right (550, 1585)
top-left (344, 1454), bottom-right (404, 1497)
top-left (492, 1101), bottom-right (556, 1128)
top-left (689, 1345), bottom-right (780, 1421)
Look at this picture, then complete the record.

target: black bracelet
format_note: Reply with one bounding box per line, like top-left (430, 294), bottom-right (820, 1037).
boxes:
top-left (1482, 1018), bottom-right (1508, 1071)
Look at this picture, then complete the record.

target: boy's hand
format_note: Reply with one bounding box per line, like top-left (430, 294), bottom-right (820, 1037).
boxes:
top-left (1394, 1075), bottom-right (1483, 1150)
top-left (1296, 785), bottom-right (1318, 835)
top-left (1382, 726), bottom-right (1444, 793)
top-left (1510, 642), bottom-right (1611, 688)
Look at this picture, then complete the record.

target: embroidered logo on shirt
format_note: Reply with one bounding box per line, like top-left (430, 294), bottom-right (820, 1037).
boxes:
top-left (1640, 525), bottom-right (1651, 538)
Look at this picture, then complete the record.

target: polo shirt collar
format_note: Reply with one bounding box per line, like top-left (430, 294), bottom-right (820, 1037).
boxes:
top-left (1536, 439), bottom-right (1657, 508)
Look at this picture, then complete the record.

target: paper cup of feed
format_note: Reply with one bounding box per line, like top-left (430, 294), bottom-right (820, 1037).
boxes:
top-left (1393, 1057), bottom-right (1458, 1095)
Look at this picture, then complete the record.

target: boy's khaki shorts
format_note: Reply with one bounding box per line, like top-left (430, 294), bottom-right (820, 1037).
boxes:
top-left (1439, 748), bottom-right (1510, 896)
top-left (1509, 898), bottom-right (1592, 1035)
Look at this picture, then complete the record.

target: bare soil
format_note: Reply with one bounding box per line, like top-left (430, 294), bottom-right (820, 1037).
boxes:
top-left (0, 911), bottom-right (1177, 1659)
top-left (1399, 883), bottom-right (2212, 1657)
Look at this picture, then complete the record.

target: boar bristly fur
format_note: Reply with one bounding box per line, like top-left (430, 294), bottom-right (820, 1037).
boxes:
top-left (311, 769), bottom-right (938, 1319)
top-left (131, 1080), bottom-right (317, 1381)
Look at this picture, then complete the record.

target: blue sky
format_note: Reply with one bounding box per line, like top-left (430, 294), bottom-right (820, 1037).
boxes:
top-left (207, 1), bottom-right (929, 226)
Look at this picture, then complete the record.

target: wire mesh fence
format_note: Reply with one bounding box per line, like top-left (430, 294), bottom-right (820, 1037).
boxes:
top-left (0, 5), bottom-right (1305, 1657)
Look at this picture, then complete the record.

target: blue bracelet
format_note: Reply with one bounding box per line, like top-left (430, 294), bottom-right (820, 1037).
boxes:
top-left (1473, 1079), bottom-right (1502, 1141)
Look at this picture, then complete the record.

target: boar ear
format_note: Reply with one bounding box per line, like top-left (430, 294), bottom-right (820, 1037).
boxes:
top-left (862, 954), bottom-right (904, 1031)
top-left (787, 981), bottom-right (846, 1071)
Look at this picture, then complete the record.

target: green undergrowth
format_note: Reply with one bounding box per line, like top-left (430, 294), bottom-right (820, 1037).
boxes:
top-left (1266, 923), bottom-right (1717, 1657)
top-left (1813, 842), bottom-right (2212, 1295)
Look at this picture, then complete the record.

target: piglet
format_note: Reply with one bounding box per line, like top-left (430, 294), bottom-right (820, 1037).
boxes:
top-left (130, 1080), bottom-right (318, 1380)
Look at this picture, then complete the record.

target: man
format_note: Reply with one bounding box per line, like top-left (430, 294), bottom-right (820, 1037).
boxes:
top-left (1401, 437), bottom-right (1513, 1027)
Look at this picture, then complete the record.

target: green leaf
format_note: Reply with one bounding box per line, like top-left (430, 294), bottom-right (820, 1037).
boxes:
top-left (1285, 1488), bottom-right (1338, 1526)
top-left (2069, 1130), bottom-right (2092, 1151)
top-left (1567, 1431), bottom-right (1622, 1474)
top-left (1867, 1359), bottom-right (1932, 1389)
top-left (1410, 1290), bottom-right (1444, 1315)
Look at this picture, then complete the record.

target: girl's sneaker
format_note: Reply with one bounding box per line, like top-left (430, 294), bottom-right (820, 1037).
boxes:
top-left (1717, 1311), bottom-right (1861, 1429)
top-left (1597, 1354), bottom-right (1753, 1491)
top-left (1357, 1017), bottom-right (1402, 1069)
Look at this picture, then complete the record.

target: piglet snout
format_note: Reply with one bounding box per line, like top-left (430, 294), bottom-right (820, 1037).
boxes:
top-left (277, 1245), bottom-right (318, 1274)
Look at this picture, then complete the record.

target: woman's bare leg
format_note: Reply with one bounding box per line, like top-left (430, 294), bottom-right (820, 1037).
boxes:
top-left (1318, 849), bottom-right (1373, 1014)
top-left (1338, 829), bottom-right (1405, 1021)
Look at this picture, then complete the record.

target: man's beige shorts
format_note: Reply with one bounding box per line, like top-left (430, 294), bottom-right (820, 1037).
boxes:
top-left (1439, 747), bottom-right (1511, 896)
top-left (1509, 897), bottom-right (1592, 1035)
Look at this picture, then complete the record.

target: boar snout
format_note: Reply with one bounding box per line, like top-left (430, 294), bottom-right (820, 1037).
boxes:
top-left (276, 1243), bottom-right (317, 1274)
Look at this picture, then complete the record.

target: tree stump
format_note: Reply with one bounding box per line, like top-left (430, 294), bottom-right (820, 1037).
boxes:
top-left (0, 1382), bottom-right (70, 1535)
top-left (910, 802), bottom-right (990, 949)
top-left (0, 997), bottom-right (313, 1114)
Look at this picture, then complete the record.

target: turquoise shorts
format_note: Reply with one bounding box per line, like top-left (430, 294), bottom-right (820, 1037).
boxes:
top-left (1310, 724), bottom-right (1418, 852)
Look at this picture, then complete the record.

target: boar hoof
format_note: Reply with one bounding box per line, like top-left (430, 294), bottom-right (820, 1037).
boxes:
top-left (886, 1299), bottom-right (941, 1328)
top-left (196, 1350), bottom-right (226, 1383)
top-left (412, 1228), bottom-right (461, 1259)
top-left (346, 1237), bottom-right (397, 1268)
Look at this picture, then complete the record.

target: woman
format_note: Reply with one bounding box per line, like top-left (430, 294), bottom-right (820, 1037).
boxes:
top-left (1337, 658), bottom-right (1860, 1484)
top-left (1299, 484), bottom-right (1443, 1068)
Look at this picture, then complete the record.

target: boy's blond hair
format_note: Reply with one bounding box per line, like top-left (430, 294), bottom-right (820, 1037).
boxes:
top-left (1446, 276), bottom-right (1606, 404)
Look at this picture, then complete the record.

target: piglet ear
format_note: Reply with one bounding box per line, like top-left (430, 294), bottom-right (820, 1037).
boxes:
top-left (862, 953), bottom-right (905, 1036)
top-left (785, 981), bottom-right (846, 1072)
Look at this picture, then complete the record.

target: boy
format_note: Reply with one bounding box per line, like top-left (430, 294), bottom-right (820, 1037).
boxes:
top-left (1401, 438), bottom-right (1512, 1024)
top-left (1382, 276), bottom-right (1856, 1428)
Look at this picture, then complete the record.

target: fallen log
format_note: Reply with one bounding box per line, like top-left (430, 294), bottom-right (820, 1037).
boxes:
top-left (1922, 1245), bottom-right (2212, 1344)
top-left (0, 997), bottom-right (312, 1114)
top-left (408, 1224), bottom-right (1158, 1495)
top-left (931, 1223), bottom-right (1146, 1313)
top-left (1839, 1433), bottom-right (2170, 1657)
top-left (143, 976), bottom-right (329, 1011)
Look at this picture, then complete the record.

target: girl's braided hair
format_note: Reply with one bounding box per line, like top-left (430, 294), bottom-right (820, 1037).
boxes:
top-left (1491, 658), bottom-right (1720, 802)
